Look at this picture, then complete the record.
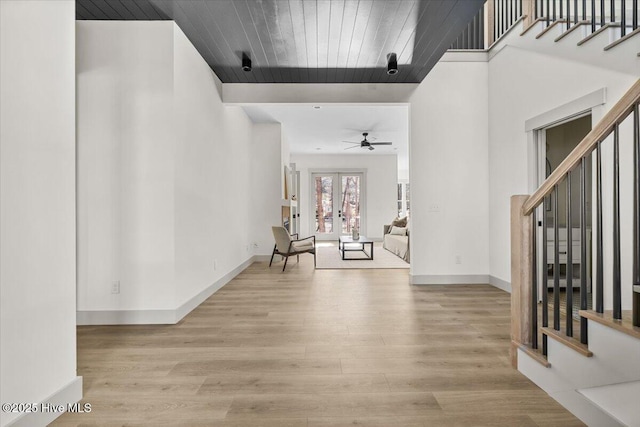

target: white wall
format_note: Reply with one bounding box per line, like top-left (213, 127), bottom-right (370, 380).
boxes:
top-left (77, 21), bottom-right (261, 323)
top-left (488, 46), bottom-right (637, 303)
top-left (291, 154), bottom-right (398, 240)
top-left (172, 26), bottom-right (255, 308)
top-left (1, 1), bottom-right (80, 426)
top-left (409, 60), bottom-right (491, 283)
top-left (77, 21), bottom-right (176, 312)
top-left (250, 124), bottom-right (284, 255)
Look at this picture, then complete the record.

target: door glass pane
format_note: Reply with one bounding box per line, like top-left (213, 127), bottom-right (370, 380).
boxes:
top-left (341, 175), bottom-right (361, 234)
top-left (314, 176), bottom-right (333, 233)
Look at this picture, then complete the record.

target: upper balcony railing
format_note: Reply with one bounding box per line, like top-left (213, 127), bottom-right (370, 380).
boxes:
top-left (449, 0), bottom-right (640, 50)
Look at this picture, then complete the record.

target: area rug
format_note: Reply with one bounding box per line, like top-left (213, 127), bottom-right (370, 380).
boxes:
top-left (315, 242), bottom-right (409, 269)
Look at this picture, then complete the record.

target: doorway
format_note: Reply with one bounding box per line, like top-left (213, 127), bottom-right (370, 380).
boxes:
top-left (311, 172), bottom-right (365, 241)
top-left (536, 114), bottom-right (593, 318)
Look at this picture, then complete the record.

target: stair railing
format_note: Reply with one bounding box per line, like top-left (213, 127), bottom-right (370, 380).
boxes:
top-left (532, 0), bottom-right (639, 36)
top-left (510, 79), bottom-right (640, 367)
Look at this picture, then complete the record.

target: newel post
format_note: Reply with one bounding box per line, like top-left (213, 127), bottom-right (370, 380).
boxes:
top-left (510, 195), bottom-right (533, 368)
top-left (522, 0), bottom-right (536, 28)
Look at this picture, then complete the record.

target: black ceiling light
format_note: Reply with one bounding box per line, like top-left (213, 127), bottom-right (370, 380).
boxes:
top-left (242, 53), bottom-right (252, 72)
top-left (387, 53), bottom-right (398, 75)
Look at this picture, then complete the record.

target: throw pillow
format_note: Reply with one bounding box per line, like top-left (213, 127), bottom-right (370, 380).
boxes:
top-left (391, 216), bottom-right (408, 227)
top-left (389, 226), bottom-right (407, 236)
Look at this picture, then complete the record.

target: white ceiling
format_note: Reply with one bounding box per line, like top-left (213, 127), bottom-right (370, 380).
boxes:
top-left (242, 105), bottom-right (410, 177)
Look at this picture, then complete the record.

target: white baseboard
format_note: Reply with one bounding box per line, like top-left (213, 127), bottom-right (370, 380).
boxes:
top-left (489, 275), bottom-right (512, 293)
top-left (6, 376), bottom-right (82, 427)
top-left (77, 256), bottom-right (258, 325)
top-left (410, 274), bottom-right (490, 285)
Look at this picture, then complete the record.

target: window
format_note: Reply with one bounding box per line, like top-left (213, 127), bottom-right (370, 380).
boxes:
top-left (397, 182), bottom-right (410, 217)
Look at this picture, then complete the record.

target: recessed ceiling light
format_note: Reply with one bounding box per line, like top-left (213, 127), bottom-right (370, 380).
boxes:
top-left (315, 147), bottom-right (322, 150)
top-left (313, 106), bottom-right (321, 109)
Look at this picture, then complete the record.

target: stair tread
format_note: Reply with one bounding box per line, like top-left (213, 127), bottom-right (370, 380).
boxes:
top-left (604, 27), bottom-right (640, 51)
top-left (519, 344), bottom-right (551, 368)
top-left (579, 310), bottom-right (640, 340)
top-left (554, 20), bottom-right (591, 42)
top-left (578, 380), bottom-right (640, 427)
top-left (541, 327), bottom-right (593, 357)
top-left (535, 20), bottom-right (568, 39)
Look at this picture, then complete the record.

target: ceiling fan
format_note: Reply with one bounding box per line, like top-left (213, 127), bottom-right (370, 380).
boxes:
top-left (343, 132), bottom-right (393, 151)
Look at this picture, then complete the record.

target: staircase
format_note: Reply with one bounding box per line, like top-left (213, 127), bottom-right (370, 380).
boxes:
top-left (492, 1), bottom-right (640, 425)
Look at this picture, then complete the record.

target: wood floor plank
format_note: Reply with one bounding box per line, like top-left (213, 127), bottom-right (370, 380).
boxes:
top-left (52, 257), bottom-right (583, 426)
top-left (197, 373), bottom-right (389, 394)
top-left (225, 392), bottom-right (441, 418)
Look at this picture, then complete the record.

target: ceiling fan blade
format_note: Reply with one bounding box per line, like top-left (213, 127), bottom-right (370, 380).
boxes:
top-left (342, 141), bottom-right (360, 144)
top-left (344, 145), bottom-right (361, 150)
top-left (370, 142), bottom-right (393, 145)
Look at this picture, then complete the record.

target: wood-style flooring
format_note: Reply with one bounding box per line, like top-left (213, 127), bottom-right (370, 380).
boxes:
top-left (53, 257), bottom-right (584, 426)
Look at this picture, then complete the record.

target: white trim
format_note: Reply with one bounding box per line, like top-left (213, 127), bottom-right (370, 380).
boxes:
top-left (6, 377), bottom-right (82, 427)
top-left (410, 274), bottom-right (490, 285)
top-left (77, 256), bottom-right (258, 325)
top-left (222, 83), bottom-right (418, 105)
top-left (440, 50), bottom-right (489, 62)
top-left (525, 88), bottom-right (606, 132)
top-left (489, 275), bottom-right (512, 293)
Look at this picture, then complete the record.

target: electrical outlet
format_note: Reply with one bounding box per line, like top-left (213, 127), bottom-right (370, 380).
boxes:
top-left (111, 281), bottom-right (120, 294)
top-left (428, 204), bottom-right (441, 213)
top-left (455, 255), bottom-right (462, 265)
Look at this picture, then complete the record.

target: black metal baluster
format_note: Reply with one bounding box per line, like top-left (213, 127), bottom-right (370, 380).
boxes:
top-left (580, 157), bottom-right (589, 344)
top-left (621, 0), bottom-right (626, 36)
top-left (592, 0), bottom-right (597, 31)
top-left (553, 0), bottom-right (558, 20)
top-left (503, 0), bottom-right (507, 35)
top-left (634, 0), bottom-right (638, 30)
top-left (611, 0), bottom-right (615, 23)
top-left (554, 185), bottom-right (561, 330)
top-left (596, 141), bottom-right (604, 313)
top-left (547, 0), bottom-right (551, 25)
top-left (566, 172), bottom-right (574, 336)
top-left (574, 0), bottom-right (578, 23)
top-left (600, 0), bottom-right (605, 26)
top-left (582, 0), bottom-right (587, 20)
top-left (560, 0), bottom-right (564, 19)
top-left (613, 123), bottom-right (621, 320)
top-left (634, 103), bottom-right (640, 327)
top-left (480, 8), bottom-right (485, 49)
top-left (532, 208), bottom-right (539, 349)
top-left (542, 195), bottom-right (549, 355)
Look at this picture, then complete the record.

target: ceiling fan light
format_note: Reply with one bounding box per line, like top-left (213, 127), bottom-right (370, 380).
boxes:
top-left (387, 53), bottom-right (398, 75)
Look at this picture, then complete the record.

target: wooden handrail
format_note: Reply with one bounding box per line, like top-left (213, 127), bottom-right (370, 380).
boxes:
top-left (523, 79), bottom-right (640, 215)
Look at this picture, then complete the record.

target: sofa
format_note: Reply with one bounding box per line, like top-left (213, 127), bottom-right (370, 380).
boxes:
top-left (383, 224), bottom-right (410, 263)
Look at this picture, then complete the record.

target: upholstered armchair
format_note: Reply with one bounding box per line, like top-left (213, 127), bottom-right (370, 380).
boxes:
top-left (269, 226), bottom-right (316, 271)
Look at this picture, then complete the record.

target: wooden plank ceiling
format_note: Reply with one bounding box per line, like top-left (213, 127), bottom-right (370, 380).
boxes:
top-left (76, 0), bottom-right (484, 83)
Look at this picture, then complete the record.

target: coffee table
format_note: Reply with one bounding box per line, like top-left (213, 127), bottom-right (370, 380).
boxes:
top-left (338, 236), bottom-right (374, 260)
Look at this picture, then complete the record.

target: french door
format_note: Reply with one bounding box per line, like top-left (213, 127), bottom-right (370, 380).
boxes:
top-left (311, 172), bottom-right (365, 240)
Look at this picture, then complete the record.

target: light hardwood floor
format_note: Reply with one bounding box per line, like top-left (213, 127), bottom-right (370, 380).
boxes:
top-left (53, 257), bottom-right (584, 426)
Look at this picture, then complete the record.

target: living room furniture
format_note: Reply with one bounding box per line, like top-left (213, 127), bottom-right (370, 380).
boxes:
top-left (339, 236), bottom-right (374, 260)
top-left (269, 226), bottom-right (316, 272)
top-left (382, 225), bottom-right (410, 262)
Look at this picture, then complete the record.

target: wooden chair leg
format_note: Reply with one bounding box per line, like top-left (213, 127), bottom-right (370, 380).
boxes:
top-left (282, 255), bottom-right (289, 272)
top-left (269, 245), bottom-right (277, 267)
top-left (297, 254), bottom-right (299, 263)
